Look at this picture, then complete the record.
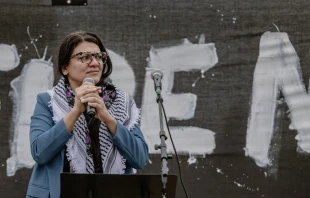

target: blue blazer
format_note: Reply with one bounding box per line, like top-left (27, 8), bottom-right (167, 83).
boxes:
top-left (26, 93), bottom-right (149, 198)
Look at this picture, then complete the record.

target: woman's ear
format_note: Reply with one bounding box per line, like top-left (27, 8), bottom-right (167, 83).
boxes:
top-left (62, 66), bottom-right (68, 75)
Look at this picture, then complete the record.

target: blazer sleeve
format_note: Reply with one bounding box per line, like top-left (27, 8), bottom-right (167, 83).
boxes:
top-left (30, 93), bottom-right (72, 165)
top-left (112, 121), bottom-right (149, 169)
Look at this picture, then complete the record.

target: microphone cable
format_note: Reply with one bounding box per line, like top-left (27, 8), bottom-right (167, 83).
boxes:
top-left (158, 99), bottom-right (189, 198)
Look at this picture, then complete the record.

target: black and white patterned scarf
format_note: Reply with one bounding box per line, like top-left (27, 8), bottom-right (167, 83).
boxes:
top-left (47, 77), bottom-right (140, 174)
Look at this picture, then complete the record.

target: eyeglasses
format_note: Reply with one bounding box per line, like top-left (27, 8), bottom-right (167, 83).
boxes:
top-left (70, 52), bottom-right (108, 65)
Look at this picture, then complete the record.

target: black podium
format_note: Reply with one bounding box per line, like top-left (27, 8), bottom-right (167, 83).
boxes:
top-left (51, 0), bottom-right (87, 5)
top-left (60, 173), bottom-right (177, 198)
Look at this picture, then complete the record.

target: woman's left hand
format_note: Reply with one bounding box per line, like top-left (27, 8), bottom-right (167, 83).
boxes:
top-left (81, 90), bottom-right (117, 134)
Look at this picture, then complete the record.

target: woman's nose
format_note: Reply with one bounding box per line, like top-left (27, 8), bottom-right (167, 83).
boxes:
top-left (88, 56), bottom-right (100, 66)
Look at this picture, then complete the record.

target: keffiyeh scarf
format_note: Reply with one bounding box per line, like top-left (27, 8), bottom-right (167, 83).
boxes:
top-left (47, 77), bottom-right (140, 174)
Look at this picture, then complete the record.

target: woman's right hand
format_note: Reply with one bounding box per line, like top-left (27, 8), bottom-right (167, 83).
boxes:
top-left (63, 82), bottom-right (101, 133)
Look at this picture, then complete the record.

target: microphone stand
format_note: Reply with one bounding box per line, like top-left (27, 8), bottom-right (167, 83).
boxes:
top-left (154, 88), bottom-right (171, 197)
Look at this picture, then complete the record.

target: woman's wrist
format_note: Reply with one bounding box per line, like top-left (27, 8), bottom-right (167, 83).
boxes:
top-left (63, 108), bottom-right (82, 133)
top-left (71, 107), bottom-right (82, 115)
top-left (103, 114), bottom-right (117, 135)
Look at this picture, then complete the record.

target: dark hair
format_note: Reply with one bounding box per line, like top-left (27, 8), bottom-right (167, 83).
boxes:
top-left (58, 31), bottom-right (112, 84)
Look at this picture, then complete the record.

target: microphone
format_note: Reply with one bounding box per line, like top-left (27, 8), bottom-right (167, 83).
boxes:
top-left (83, 78), bottom-right (96, 117)
top-left (150, 69), bottom-right (163, 94)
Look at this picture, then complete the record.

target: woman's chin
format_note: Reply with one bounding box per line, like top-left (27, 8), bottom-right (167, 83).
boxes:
top-left (90, 76), bottom-right (102, 84)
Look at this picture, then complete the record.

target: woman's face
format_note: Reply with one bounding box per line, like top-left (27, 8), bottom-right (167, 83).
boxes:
top-left (63, 41), bottom-right (104, 88)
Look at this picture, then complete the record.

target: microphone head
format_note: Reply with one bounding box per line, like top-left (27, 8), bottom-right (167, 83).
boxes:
top-left (83, 77), bottom-right (95, 84)
top-left (150, 69), bottom-right (163, 80)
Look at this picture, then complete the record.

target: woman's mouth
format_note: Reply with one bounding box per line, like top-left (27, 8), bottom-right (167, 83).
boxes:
top-left (87, 71), bottom-right (99, 74)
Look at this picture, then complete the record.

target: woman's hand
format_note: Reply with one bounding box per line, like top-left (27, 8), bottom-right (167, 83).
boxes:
top-left (63, 82), bottom-right (102, 133)
top-left (72, 81), bottom-right (102, 114)
top-left (78, 83), bottom-right (117, 134)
